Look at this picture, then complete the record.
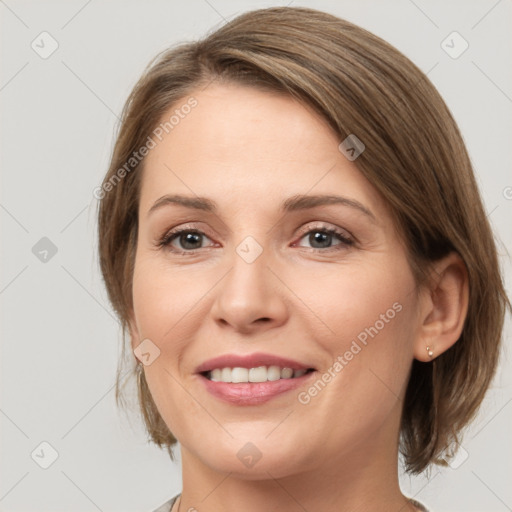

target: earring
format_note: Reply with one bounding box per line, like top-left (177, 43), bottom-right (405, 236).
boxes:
top-left (136, 361), bottom-right (144, 385)
top-left (426, 346), bottom-right (434, 358)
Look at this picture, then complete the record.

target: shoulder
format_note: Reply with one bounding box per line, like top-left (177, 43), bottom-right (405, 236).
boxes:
top-left (151, 493), bottom-right (181, 512)
top-left (410, 498), bottom-right (430, 511)
top-left (151, 494), bottom-right (429, 512)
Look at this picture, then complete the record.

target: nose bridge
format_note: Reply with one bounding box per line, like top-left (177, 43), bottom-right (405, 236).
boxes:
top-left (211, 233), bottom-right (287, 330)
top-left (227, 234), bottom-right (273, 305)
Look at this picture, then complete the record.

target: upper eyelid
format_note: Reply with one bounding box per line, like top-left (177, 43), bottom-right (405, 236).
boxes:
top-left (296, 221), bottom-right (352, 237)
top-left (160, 221), bottom-right (354, 248)
top-left (162, 220), bottom-right (350, 237)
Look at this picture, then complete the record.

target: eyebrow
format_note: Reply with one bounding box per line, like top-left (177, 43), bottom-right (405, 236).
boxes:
top-left (147, 193), bottom-right (375, 221)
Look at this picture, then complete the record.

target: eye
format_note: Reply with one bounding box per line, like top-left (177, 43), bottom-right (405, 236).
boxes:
top-left (158, 228), bottom-right (214, 253)
top-left (157, 223), bottom-right (354, 254)
top-left (294, 224), bottom-right (354, 251)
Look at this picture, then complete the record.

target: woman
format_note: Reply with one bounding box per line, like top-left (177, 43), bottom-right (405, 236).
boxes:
top-left (97, 7), bottom-right (509, 512)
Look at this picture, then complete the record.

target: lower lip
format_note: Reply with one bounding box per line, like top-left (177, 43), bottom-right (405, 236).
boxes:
top-left (198, 371), bottom-right (316, 406)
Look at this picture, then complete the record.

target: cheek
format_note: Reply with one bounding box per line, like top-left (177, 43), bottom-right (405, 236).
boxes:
top-left (131, 257), bottom-right (208, 435)
top-left (295, 258), bottom-right (417, 408)
top-left (298, 260), bottom-right (417, 422)
top-left (131, 255), bottom-right (205, 345)
top-left (295, 257), bottom-right (415, 350)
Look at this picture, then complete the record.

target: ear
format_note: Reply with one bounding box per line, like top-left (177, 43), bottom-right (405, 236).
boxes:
top-left (413, 252), bottom-right (469, 362)
top-left (127, 309), bottom-right (141, 362)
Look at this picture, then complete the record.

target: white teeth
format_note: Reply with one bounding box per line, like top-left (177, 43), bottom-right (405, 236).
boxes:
top-left (268, 365), bottom-right (282, 381)
top-left (280, 367), bottom-right (293, 379)
top-left (207, 366), bottom-right (311, 383)
top-left (231, 367), bottom-right (248, 383)
top-left (211, 368), bottom-right (222, 381)
top-left (221, 368), bottom-right (232, 382)
top-left (249, 366), bottom-right (267, 383)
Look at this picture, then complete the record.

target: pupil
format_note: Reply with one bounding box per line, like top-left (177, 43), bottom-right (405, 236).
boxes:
top-left (310, 232), bottom-right (330, 248)
top-left (181, 232), bottom-right (201, 249)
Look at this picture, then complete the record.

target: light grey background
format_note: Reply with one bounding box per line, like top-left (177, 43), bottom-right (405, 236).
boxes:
top-left (1, 1), bottom-right (511, 511)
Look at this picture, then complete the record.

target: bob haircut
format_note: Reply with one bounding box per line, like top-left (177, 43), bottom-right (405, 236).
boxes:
top-left (97, 6), bottom-right (509, 474)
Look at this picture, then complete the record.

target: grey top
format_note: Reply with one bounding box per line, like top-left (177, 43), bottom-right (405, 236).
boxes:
top-left (152, 493), bottom-right (180, 512)
top-left (411, 498), bottom-right (429, 511)
top-left (152, 494), bottom-right (429, 511)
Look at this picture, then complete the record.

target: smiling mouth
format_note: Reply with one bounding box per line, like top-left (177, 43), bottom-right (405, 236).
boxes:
top-left (200, 366), bottom-right (316, 383)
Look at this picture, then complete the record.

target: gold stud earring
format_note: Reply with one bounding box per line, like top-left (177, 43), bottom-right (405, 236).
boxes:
top-left (426, 346), bottom-right (434, 358)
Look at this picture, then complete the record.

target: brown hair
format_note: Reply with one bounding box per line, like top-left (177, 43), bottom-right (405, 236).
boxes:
top-left (97, 6), bottom-right (510, 473)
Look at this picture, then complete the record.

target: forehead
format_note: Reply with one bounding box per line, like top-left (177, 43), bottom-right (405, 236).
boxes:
top-left (139, 83), bottom-right (387, 218)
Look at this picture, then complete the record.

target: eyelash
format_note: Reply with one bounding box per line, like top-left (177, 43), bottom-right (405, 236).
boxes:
top-left (156, 223), bottom-right (354, 255)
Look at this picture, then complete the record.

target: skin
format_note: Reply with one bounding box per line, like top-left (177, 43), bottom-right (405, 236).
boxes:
top-left (129, 83), bottom-right (468, 512)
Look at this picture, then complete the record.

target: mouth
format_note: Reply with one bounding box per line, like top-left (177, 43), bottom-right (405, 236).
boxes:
top-left (200, 366), bottom-right (316, 383)
top-left (194, 352), bottom-right (317, 405)
top-left (197, 366), bottom-right (317, 406)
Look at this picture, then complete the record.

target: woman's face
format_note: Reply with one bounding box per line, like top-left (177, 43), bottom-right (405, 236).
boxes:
top-left (130, 83), bottom-right (424, 478)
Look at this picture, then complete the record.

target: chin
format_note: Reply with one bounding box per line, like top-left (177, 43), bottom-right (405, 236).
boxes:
top-left (190, 435), bottom-right (307, 479)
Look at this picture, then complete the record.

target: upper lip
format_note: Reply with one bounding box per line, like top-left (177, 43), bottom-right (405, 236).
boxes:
top-left (195, 352), bottom-right (316, 374)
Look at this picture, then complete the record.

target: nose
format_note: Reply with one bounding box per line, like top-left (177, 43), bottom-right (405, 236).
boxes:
top-left (210, 241), bottom-right (288, 334)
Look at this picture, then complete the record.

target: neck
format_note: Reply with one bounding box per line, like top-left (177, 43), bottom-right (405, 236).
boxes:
top-left (175, 408), bottom-right (417, 512)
